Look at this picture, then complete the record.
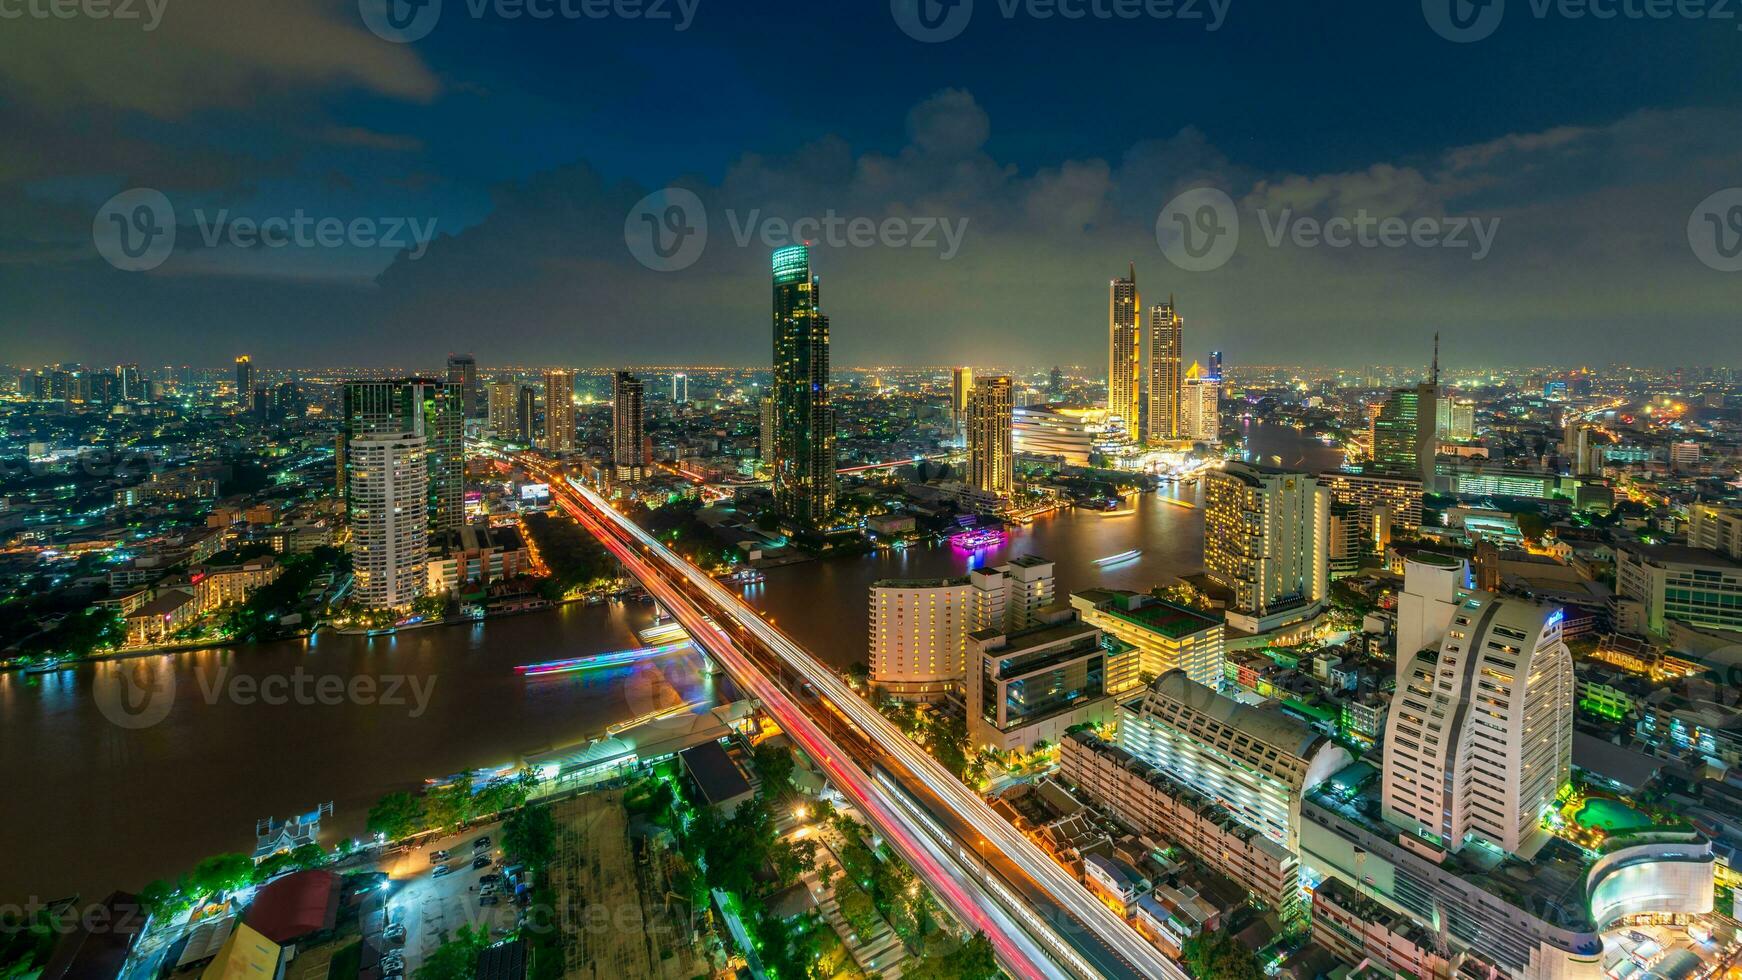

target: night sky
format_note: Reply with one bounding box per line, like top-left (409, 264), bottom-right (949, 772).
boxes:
top-left (3, 0), bottom-right (1739, 368)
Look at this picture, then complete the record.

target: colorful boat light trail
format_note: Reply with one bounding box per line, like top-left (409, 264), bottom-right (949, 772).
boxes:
top-left (515, 640), bottom-right (695, 676)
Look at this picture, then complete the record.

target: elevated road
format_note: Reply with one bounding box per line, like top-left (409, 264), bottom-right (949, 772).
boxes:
top-left (524, 455), bottom-right (1189, 980)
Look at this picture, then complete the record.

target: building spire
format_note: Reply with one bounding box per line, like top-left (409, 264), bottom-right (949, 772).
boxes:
top-left (1431, 332), bottom-right (1440, 387)
top-left (1129, 260), bottom-right (1136, 284)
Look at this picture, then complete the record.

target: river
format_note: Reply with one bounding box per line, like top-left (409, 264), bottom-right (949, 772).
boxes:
top-left (0, 420), bottom-right (1338, 903)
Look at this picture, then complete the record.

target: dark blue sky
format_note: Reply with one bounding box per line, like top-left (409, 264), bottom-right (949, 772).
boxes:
top-left (4, 0), bottom-right (1740, 367)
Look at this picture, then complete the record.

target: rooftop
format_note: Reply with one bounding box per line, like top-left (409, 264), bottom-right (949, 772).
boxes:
top-left (1144, 670), bottom-right (1326, 760)
top-left (1624, 541), bottom-right (1742, 570)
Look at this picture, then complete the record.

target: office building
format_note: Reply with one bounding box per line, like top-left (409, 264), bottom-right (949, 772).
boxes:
top-left (1012, 405), bottom-right (1101, 467)
top-left (446, 353), bottom-right (479, 417)
top-left (951, 366), bottom-right (973, 446)
top-left (487, 380), bottom-right (521, 438)
top-left (1687, 501), bottom-right (1742, 559)
top-left (1107, 263), bottom-right (1140, 429)
top-left (969, 555), bottom-right (1055, 633)
top-left (235, 355), bottom-right (253, 405)
top-left (1615, 542), bottom-right (1742, 638)
top-left (1319, 470), bottom-right (1424, 543)
top-left (1180, 361), bottom-right (1219, 443)
top-left (1395, 551), bottom-right (1470, 675)
top-left (1148, 299), bottom-right (1182, 442)
top-left (1562, 420), bottom-right (1594, 474)
top-left (967, 374), bottom-right (1014, 498)
top-left (1382, 592), bottom-right (1573, 857)
top-left (516, 385), bottom-right (537, 442)
top-left (770, 244), bottom-right (836, 523)
top-left (612, 370), bottom-right (646, 483)
top-left (341, 379), bottom-right (465, 534)
top-left (1117, 670), bottom-right (1350, 849)
top-left (1437, 397), bottom-right (1476, 441)
top-left (347, 432), bottom-right (429, 610)
top-left (968, 608), bottom-right (1128, 752)
top-left (1326, 502), bottom-right (1363, 579)
top-left (868, 578), bottom-right (975, 699)
top-left (118, 363), bottom-right (142, 401)
top-left (1371, 383), bottom-right (1437, 484)
top-left (1202, 462), bottom-right (1329, 633)
top-left (1069, 589), bottom-right (1224, 690)
top-left (758, 395), bottom-right (776, 462)
top-left (671, 372), bottom-right (687, 405)
top-left (542, 369), bottom-right (575, 453)
top-left (1311, 878), bottom-right (1459, 980)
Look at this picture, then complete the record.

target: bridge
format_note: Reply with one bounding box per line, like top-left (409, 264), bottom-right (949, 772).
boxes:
top-left (519, 452), bottom-right (1189, 980)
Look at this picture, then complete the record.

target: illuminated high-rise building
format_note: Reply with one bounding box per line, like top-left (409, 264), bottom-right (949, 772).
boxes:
top-left (446, 353), bottom-right (480, 417)
top-left (541, 369), bottom-right (575, 453)
top-left (1107, 263), bottom-right (1140, 429)
top-left (1180, 361), bottom-right (1219, 443)
top-left (1382, 591), bottom-right (1573, 857)
top-left (967, 375), bottom-right (1014, 498)
top-left (612, 370), bottom-right (646, 483)
top-left (951, 366), bottom-right (974, 445)
top-left (1371, 384), bottom-right (1437, 484)
top-left (117, 363), bottom-right (142, 401)
top-left (1147, 299), bottom-right (1182, 442)
top-left (671, 372), bottom-right (687, 405)
top-left (868, 578), bottom-right (975, 700)
top-left (771, 245), bottom-right (835, 524)
top-left (341, 379), bottom-right (465, 534)
top-left (487, 380), bottom-right (520, 437)
top-left (347, 432), bottom-right (429, 610)
top-left (1203, 462), bottom-right (1329, 633)
top-left (516, 385), bottom-right (537, 442)
top-left (758, 395), bottom-right (776, 462)
top-left (234, 355), bottom-right (253, 405)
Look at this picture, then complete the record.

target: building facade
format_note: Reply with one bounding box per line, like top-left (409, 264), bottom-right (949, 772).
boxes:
top-left (868, 578), bottom-right (975, 699)
top-left (1202, 461), bottom-right (1330, 633)
top-left (968, 610), bottom-right (1127, 752)
top-left (1068, 588), bottom-right (1225, 690)
top-left (1180, 361), bottom-right (1219, 443)
top-left (967, 374), bottom-right (1014, 499)
top-left (1148, 299), bottom-right (1182, 442)
top-left (542, 369), bottom-right (575, 453)
top-left (771, 244), bottom-right (836, 523)
top-left (612, 370), bottom-right (646, 483)
top-left (347, 432), bottom-right (429, 610)
top-left (1108, 263), bottom-right (1140, 430)
top-left (341, 378), bottom-right (465, 534)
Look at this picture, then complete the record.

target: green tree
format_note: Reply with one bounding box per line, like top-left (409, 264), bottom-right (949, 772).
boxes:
top-left (904, 933), bottom-right (998, 980)
top-left (1182, 930), bottom-right (1266, 980)
top-left (502, 806), bottom-right (557, 868)
top-left (752, 742), bottom-right (796, 799)
top-left (423, 782), bottom-right (473, 830)
top-left (184, 853), bottom-right (255, 900)
top-left (367, 792), bottom-right (427, 843)
top-left (413, 925), bottom-right (490, 980)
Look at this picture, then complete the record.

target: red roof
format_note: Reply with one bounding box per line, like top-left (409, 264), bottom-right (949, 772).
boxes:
top-left (245, 870), bottom-right (340, 944)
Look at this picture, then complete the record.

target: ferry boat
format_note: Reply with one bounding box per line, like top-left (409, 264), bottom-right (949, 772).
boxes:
top-left (1093, 549), bottom-right (1143, 567)
top-left (949, 527), bottom-right (1008, 551)
top-left (23, 659), bottom-right (66, 675)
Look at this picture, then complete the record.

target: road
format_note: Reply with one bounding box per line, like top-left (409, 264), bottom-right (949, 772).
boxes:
top-left (524, 454), bottom-right (1189, 980)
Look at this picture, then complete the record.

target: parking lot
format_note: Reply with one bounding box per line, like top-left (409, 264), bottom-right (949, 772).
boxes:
top-left (378, 826), bottom-right (519, 976)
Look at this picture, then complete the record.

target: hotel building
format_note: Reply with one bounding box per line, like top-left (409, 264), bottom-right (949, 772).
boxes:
top-left (1202, 461), bottom-right (1330, 634)
top-left (1068, 588), bottom-right (1224, 691)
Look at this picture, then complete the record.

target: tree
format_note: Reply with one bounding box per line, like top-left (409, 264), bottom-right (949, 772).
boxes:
top-left (367, 791), bottom-right (427, 843)
top-left (752, 742), bottom-right (795, 799)
top-left (184, 853), bottom-right (255, 900)
top-left (904, 933), bottom-right (998, 980)
top-left (423, 781), bottom-right (473, 830)
top-left (502, 806), bottom-right (556, 868)
top-left (1182, 930), bottom-right (1266, 980)
top-left (414, 925), bottom-right (490, 980)
top-left (833, 876), bottom-right (880, 936)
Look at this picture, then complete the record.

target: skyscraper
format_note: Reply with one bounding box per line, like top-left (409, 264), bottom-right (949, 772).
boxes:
top-left (234, 355), bottom-right (253, 405)
top-left (517, 385), bottom-right (537, 442)
top-left (1382, 590), bottom-right (1574, 857)
top-left (1180, 361), bottom-right (1220, 443)
top-left (1107, 264), bottom-right (1140, 430)
top-left (672, 372), bottom-right (687, 405)
top-left (542, 369), bottom-right (575, 453)
top-left (951, 366), bottom-right (974, 446)
top-left (1371, 383), bottom-right (1438, 484)
top-left (612, 370), bottom-right (646, 483)
top-left (487, 380), bottom-right (520, 437)
top-left (446, 353), bottom-right (480, 418)
top-left (967, 375), bottom-right (1014, 498)
top-left (347, 432), bottom-right (429, 610)
top-left (758, 395), bottom-right (776, 463)
top-left (1203, 462), bottom-right (1330, 633)
top-left (771, 244), bottom-right (835, 524)
top-left (341, 379), bottom-right (466, 534)
top-left (1147, 298), bottom-right (1182, 442)
top-left (118, 363), bottom-right (142, 401)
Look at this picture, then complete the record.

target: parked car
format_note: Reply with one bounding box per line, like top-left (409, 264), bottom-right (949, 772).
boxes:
top-left (479, 873), bottom-right (502, 886)
top-left (428, 850), bottom-right (449, 863)
top-left (432, 864), bottom-right (454, 878)
top-left (383, 925), bottom-right (406, 945)
top-left (471, 855), bottom-right (491, 870)
top-left (471, 836), bottom-right (492, 850)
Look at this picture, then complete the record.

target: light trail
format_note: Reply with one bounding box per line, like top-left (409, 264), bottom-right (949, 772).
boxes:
top-left (540, 471), bottom-right (1069, 980)
top-left (514, 640), bottom-right (694, 675)
top-left (527, 458), bottom-right (1188, 980)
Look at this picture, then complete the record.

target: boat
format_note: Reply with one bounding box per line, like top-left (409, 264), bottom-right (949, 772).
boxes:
top-left (23, 659), bottom-right (66, 675)
top-left (1093, 549), bottom-right (1143, 567)
top-left (949, 527), bottom-right (1008, 551)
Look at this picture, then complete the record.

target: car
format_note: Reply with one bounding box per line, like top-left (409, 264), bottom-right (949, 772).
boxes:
top-left (432, 864), bottom-right (453, 878)
top-left (479, 895), bottom-right (500, 907)
top-left (381, 964), bottom-right (404, 979)
top-left (428, 850), bottom-right (449, 863)
top-left (380, 957), bottom-right (405, 973)
top-left (471, 836), bottom-right (492, 850)
top-left (479, 873), bottom-right (501, 886)
top-left (383, 925), bottom-right (406, 944)
top-left (471, 855), bottom-right (491, 869)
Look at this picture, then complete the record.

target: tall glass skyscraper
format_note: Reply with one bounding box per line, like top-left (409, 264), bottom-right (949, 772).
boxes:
top-left (771, 245), bottom-right (835, 524)
top-left (340, 379), bottom-right (465, 534)
top-left (1148, 298), bottom-right (1182, 442)
top-left (1107, 264), bottom-right (1139, 431)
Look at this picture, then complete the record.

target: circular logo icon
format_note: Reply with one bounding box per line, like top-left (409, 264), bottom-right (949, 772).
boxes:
top-left (891, 0), bottom-right (972, 42)
top-left (360, 0), bottom-right (442, 43)
top-left (93, 661), bottom-right (176, 730)
top-left (625, 188), bottom-right (708, 273)
top-left (1422, 0), bottom-right (1504, 42)
top-left (1156, 187), bottom-right (1239, 273)
top-left (93, 188), bottom-right (175, 272)
top-left (1689, 188), bottom-right (1742, 273)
